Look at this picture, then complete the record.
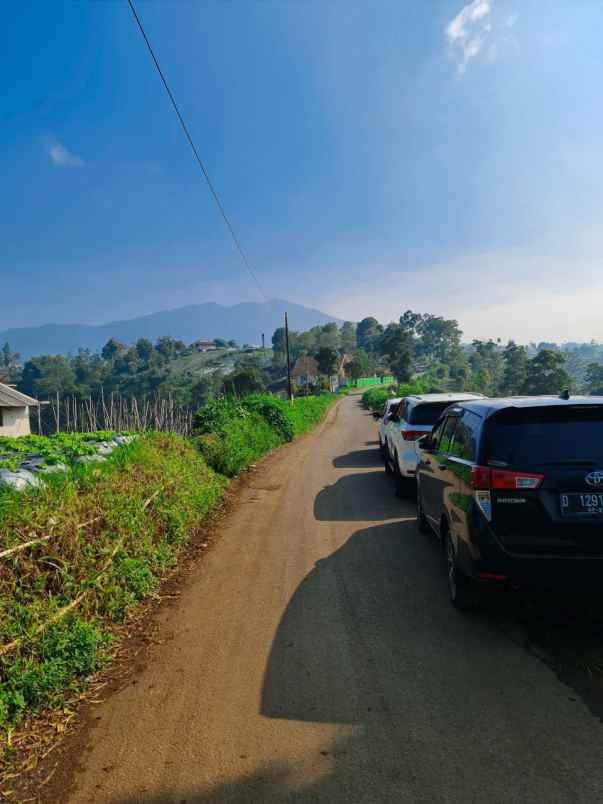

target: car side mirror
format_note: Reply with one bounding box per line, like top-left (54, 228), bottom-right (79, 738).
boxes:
top-left (372, 410), bottom-right (380, 419)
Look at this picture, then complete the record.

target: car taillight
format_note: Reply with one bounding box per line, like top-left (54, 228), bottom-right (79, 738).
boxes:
top-left (470, 466), bottom-right (491, 490)
top-left (491, 469), bottom-right (544, 490)
top-left (469, 465), bottom-right (543, 523)
top-left (402, 430), bottom-right (424, 441)
top-left (469, 466), bottom-right (544, 490)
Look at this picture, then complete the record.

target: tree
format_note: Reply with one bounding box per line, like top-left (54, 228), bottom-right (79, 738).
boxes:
top-left (500, 341), bottom-right (528, 395)
top-left (155, 336), bottom-right (180, 362)
top-left (1, 342), bottom-right (20, 369)
top-left (356, 317), bottom-right (383, 351)
top-left (214, 338), bottom-right (228, 348)
top-left (399, 310), bottom-right (423, 336)
top-left (101, 338), bottom-right (126, 362)
top-left (390, 352), bottom-right (413, 383)
top-left (416, 315), bottom-right (462, 363)
top-left (347, 348), bottom-right (371, 380)
top-left (135, 338), bottom-right (154, 364)
top-left (19, 355), bottom-right (77, 398)
top-left (340, 321), bottom-right (357, 353)
top-left (585, 363), bottom-right (603, 395)
top-left (468, 340), bottom-right (503, 395)
top-left (227, 340), bottom-right (238, 349)
top-left (315, 347), bottom-right (339, 377)
top-left (318, 322), bottom-right (340, 351)
top-left (521, 350), bottom-right (572, 395)
top-left (222, 366), bottom-right (265, 397)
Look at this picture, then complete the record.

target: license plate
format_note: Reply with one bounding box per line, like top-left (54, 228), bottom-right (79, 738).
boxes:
top-left (560, 493), bottom-right (603, 516)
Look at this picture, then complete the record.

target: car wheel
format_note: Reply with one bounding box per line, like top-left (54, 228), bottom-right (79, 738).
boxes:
top-left (416, 485), bottom-right (430, 533)
top-left (384, 444), bottom-right (393, 475)
top-left (445, 533), bottom-right (481, 610)
top-left (393, 456), bottom-right (413, 498)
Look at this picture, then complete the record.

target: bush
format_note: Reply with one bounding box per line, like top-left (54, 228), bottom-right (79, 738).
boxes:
top-left (193, 397), bottom-right (282, 476)
top-left (0, 434), bottom-right (225, 735)
top-left (243, 395), bottom-right (294, 441)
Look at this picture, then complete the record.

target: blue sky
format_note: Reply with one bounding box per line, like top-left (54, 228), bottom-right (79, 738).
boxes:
top-left (2, 0), bottom-right (603, 342)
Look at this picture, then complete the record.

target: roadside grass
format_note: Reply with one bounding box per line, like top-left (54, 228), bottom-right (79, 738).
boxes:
top-left (194, 392), bottom-right (340, 476)
top-left (0, 434), bottom-right (224, 738)
top-left (0, 391), bottom-right (341, 746)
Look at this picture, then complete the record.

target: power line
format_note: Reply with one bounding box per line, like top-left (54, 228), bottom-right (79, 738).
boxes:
top-left (127, 0), bottom-right (268, 302)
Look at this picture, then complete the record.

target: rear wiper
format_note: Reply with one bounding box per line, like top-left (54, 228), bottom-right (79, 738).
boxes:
top-left (540, 459), bottom-right (597, 466)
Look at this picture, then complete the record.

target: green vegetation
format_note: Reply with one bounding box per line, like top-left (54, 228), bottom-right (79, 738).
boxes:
top-left (0, 432), bottom-right (127, 467)
top-left (361, 380), bottom-right (431, 414)
top-left (0, 435), bottom-right (225, 735)
top-left (0, 390), bottom-right (342, 743)
top-left (194, 392), bottom-right (339, 476)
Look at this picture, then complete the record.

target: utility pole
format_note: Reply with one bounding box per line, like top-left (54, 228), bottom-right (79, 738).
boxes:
top-left (284, 312), bottom-right (293, 403)
top-left (261, 332), bottom-right (265, 351)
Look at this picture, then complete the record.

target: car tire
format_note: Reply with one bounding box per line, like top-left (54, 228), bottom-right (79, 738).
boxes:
top-left (416, 486), bottom-right (430, 533)
top-left (393, 456), bottom-right (414, 498)
top-left (384, 445), bottom-right (393, 475)
top-left (445, 532), bottom-right (481, 611)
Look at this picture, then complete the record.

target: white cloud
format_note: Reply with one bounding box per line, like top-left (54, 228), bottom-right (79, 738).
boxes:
top-left (48, 141), bottom-right (84, 167)
top-left (445, 3), bottom-right (521, 74)
top-left (445, 0), bottom-right (492, 74)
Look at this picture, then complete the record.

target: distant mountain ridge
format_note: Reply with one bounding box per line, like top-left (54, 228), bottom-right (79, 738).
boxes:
top-left (0, 300), bottom-right (342, 360)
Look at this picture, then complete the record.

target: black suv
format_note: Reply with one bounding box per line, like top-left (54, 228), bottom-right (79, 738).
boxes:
top-left (416, 395), bottom-right (603, 608)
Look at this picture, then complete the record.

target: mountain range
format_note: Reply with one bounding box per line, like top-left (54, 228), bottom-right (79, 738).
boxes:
top-left (0, 300), bottom-right (342, 360)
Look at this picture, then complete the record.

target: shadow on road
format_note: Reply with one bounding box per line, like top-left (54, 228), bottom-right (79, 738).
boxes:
top-left (332, 447), bottom-right (382, 469)
top-left (314, 470), bottom-right (399, 521)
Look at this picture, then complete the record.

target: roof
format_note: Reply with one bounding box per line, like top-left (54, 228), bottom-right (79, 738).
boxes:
top-left (0, 382), bottom-right (39, 408)
top-left (406, 393), bottom-right (486, 404)
top-left (462, 395), bottom-right (603, 419)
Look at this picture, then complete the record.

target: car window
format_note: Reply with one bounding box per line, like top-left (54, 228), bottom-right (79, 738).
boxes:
top-left (485, 406), bottom-right (603, 466)
top-left (408, 402), bottom-right (454, 425)
top-left (437, 416), bottom-right (458, 453)
top-left (430, 417), bottom-right (446, 446)
top-left (449, 410), bottom-right (480, 461)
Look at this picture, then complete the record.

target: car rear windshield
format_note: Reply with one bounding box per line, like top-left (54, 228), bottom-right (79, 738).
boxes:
top-left (484, 406), bottom-right (603, 466)
top-left (408, 402), bottom-right (453, 425)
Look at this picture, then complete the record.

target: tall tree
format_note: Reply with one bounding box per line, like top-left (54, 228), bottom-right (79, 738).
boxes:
top-left (521, 350), bottom-right (572, 395)
top-left (585, 363), bottom-right (603, 395)
top-left (500, 341), bottom-right (528, 395)
top-left (339, 321), bottom-right (357, 353)
top-left (356, 317), bottom-right (383, 351)
top-left (315, 347), bottom-right (339, 376)
top-left (416, 315), bottom-right (462, 363)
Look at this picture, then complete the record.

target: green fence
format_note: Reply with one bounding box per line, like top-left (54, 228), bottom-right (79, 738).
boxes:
top-left (348, 375), bottom-right (395, 388)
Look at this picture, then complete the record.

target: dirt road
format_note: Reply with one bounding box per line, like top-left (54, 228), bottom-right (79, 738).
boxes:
top-left (54, 394), bottom-right (603, 803)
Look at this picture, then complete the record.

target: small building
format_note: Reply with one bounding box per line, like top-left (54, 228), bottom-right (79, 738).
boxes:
top-left (190, 340), bottom-right (218, 353)
top-left (0, 382), bottom-right (40, 437)
top-left (291, 355), bottom-right (319, 388)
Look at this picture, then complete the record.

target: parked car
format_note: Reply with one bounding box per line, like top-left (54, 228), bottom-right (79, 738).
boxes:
top-left (375, 397), bottom-right (402, 457)
top-left (384, 393), bottom-right (485, 497)
top-left (416, 394), bottom-right (603, 609)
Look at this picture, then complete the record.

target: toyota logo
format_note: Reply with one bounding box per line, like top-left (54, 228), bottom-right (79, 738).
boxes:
top-left (585, 471), bottom-right (603, 487)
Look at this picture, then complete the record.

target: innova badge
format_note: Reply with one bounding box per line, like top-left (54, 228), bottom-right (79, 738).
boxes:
top-left (585, 471), bottom-right (603, 487)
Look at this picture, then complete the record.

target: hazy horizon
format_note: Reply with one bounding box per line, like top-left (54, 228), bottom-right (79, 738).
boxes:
top-left (4, 1), bottom-right (603, 343)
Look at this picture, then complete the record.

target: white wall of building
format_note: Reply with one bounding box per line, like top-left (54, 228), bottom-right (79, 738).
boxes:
top-left (0, 406), bottom-right (31, 436)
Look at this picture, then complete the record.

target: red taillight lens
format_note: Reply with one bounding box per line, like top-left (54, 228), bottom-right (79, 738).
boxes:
top-left (402, 430), bottom-right (424, 441)
top-left (491, 469), bottom-right (544, 490)
top-left (470, 466), bottom-right (491, 490)
top-left (470, 466), bottom-right (544, 490)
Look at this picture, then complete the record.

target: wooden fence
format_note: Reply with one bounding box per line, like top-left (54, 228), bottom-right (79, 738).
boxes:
top-left (31, 392), bottom-right (193, 437)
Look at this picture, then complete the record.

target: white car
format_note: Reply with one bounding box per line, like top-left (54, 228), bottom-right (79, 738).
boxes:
top-left (384, 393), bottom-right (486, 497)
top-left (376, 397), bottom-right (402, 458)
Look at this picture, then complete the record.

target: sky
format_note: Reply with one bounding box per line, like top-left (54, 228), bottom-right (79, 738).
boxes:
top-left (2, 0), bottom-right (603, 343)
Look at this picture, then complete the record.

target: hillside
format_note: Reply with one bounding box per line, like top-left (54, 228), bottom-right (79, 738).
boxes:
top-left (0, 299), bottom-right (341, 359)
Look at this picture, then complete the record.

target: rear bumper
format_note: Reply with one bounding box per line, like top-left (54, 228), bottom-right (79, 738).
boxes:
top-left (463, 517), bottom-right (603, 589)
